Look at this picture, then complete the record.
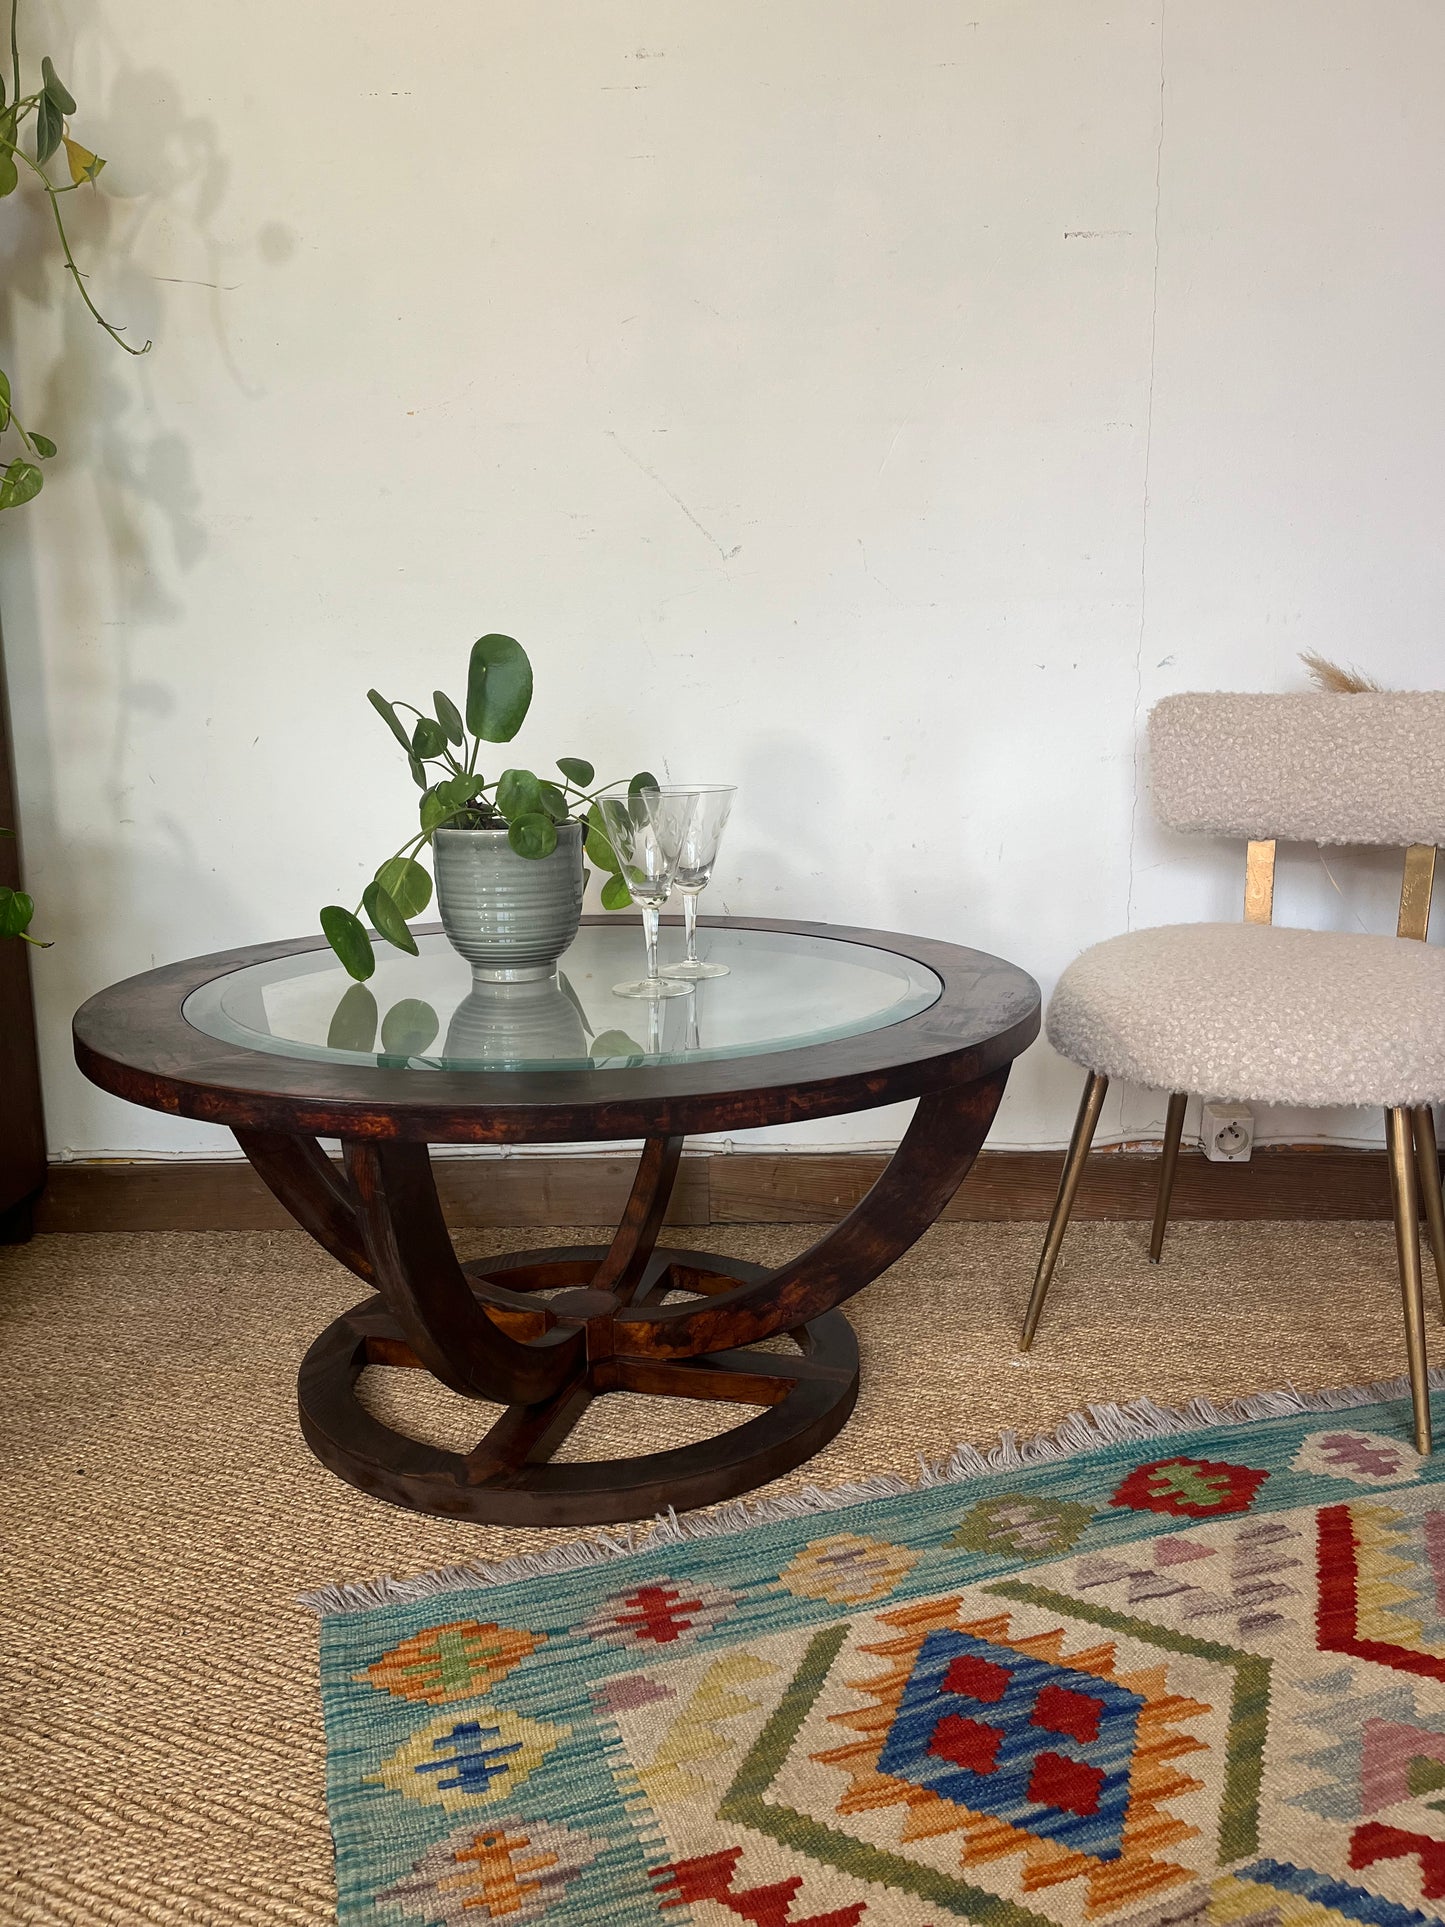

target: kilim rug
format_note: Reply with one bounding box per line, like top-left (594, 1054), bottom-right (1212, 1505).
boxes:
top-left (305, 1378), bottom-right (1445, 1924)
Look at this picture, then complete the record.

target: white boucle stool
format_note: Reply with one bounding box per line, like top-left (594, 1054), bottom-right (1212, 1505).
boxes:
top-left (1019, 691), bottom-right (1445, 1455)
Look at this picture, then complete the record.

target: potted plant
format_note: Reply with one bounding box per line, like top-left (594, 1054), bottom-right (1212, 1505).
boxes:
top-left (321, 633), bottom-right (653, 982)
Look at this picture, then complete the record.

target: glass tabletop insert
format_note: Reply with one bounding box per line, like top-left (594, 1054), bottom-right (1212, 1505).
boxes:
top-left (182, 925), bottom-right (942, 1072)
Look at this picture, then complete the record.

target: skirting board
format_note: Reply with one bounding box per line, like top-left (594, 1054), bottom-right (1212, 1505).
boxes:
top-left (34, 1146), bottom-right (1399, 1234)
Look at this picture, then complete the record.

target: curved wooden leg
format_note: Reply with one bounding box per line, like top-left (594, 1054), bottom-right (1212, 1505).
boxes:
top-left (342, 1140), bottom-right (583, 1405)
top-left (590, 1135), bottom-right (684, 1301)
top-left (233, 1128), bottom-right (374, 1282)
top-left (615, 1068), bottom-right (1011, 1360)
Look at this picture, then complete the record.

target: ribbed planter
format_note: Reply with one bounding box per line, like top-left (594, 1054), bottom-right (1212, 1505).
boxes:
top-left (432, 822), bottom-right (585, 982)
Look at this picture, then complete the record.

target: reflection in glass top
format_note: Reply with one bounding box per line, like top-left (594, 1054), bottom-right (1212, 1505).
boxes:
top-left (182, 925), bottom-right (942, 1072)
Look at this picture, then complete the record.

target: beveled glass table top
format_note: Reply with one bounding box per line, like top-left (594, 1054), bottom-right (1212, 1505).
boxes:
top-left (181, 923), bottom-right (942, 1073)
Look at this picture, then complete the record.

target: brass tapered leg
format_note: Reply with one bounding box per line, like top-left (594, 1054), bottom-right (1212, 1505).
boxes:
top-left (1019, 1071), bottom-right (1108, 1352)
top-left (1411, 1106), bottom-right (1445, 1322)
top-left (1386, 1107), bottom-right (1432, 1455)
top-left (1149, 1092), bottom-right (1189, 1265)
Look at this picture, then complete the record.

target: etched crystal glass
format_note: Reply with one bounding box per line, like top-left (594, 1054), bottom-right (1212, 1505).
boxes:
top-left (658, 785), bottom-right (737, 980)
top-left (594, 787), bottom-right (697, 999)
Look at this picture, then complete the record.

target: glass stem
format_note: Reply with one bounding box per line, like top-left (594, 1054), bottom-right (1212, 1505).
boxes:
top-left (683, 887), bottom-right (700, 965)
top-left (642, 902), bottom-right (661, 984)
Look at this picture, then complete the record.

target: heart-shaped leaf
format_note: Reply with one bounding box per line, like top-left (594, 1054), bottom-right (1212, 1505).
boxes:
top-left (507, 812), bottom-right (558, 859)
top-left (35, 93), bottom-right (62, 166)
top-left (600, 872), bottom-right (633, 911)
top-left (30, 433), bottom-right (56, 459)
top-left (0, 458), bottom-right (42, 509)
top-left (495, 766), bottom-right (543, 821)
top-left (368, 688), bottom-right (413, 752)
top-left (380, 998), bottom-right (440, 1056)
top-left (41, 57), bottom-right (77, 115)
top-left (590, 1028), bottom-right (645, 1061)
top-left (374, 854), bottom-right (432, 918)
top-left (362, 879), bottom-right (419, 954)
top-left (420, 787), bottom-right (453, 834)
top-left (62, 136), bottom-right (103, 185)
top-left (439, 773), bottom-right (482, 812)
top-left (0, 886), bottom-right (35, 937)
top-left (411, 716), bottom-right (447, 761)
top-left (326, 982), bottom-right (378, 1052)
top-left (321, 905), bottom-right (375, 981)
top-left (0, 149), bottom-right (16, 199)
top-left (466, 634), bottom-right (532, 742)
top-left (433, 689), bottom-right (464, 745)
top-left (556, 756), bottom-right (594, 787)
top-left (629, 770), bottom-right (659, 796)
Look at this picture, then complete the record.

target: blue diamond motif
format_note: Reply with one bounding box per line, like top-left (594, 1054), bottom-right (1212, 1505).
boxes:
top-left (875, 1629), bottom-right (1145, 1860)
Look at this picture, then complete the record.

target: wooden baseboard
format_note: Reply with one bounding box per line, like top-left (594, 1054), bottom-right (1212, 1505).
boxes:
top-left (33, 1145), bottom-right (1398, 1234)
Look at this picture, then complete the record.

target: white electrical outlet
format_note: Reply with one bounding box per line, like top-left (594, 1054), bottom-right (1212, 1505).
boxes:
top-left (1201, 1101), bottom-right (1254, 1163)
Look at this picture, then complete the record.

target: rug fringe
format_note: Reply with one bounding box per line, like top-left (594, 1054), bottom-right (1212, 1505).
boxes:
top-left (298, 1365), bottom-right (1445, 1616)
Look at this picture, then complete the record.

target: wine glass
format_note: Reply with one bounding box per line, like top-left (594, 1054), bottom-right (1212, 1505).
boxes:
top-left (658, 785), bottom-right (736, 979)
top-left (594, 787), bottom-right (697, 999)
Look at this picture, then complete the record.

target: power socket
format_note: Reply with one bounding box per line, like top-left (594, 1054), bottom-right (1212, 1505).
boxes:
top-left (1201, 1101), bottom-right (1254, 1163)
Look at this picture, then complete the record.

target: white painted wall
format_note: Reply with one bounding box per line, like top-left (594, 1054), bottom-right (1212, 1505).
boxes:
top-left (2, 1), bottom-right (1441, 1162)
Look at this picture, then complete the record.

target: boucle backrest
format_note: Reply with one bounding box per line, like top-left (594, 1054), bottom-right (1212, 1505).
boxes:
top-left (1149, 691), bottom-right (1445, 846)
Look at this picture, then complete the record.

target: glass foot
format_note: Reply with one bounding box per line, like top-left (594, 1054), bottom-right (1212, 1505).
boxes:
top-left (612, 978), bottom-right (694, 1000)
top-left (660, 959), bottom-right (730, 979)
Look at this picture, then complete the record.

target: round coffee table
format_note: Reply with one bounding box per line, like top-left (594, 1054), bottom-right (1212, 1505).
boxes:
top-left (73, 918), bottom-right (1039, 1526)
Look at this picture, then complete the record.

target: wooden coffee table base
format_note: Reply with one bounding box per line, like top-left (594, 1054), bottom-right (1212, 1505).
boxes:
top-left (298, 1249), bottom-right (860, 1526)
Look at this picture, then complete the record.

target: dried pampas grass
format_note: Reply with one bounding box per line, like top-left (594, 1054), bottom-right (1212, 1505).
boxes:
top-left (1300, 651), bottom-right (1384, 694)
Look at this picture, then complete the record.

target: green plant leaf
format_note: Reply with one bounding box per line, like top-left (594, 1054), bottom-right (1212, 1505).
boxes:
top-left (362, 879), bottom-right (420, 955)
top-left (62, 136), bottom-right (104, 185)
top-left (35, 94), bottom-right (62, 166)
top-left (419, 787), bottom-right (452, 834)
top-left (537, 781), bottom-right (569, 823)
top-left (0, 459), bottom-right (43, 510)
top-left (0, 151), bottom-right (14, 199)
top-left (41, 57), bottom-right (77, 115)
top-left (629, 770), bottom-right (659, 796)
top-left (411, 716), bottom-right (447, 761)
top-left (30, 433), bottom-right (56, 459)
top-left (0, 886), bottom-right (35, 937)
top-left (507, 812), bottom-right (558, 859)
top-left (0, 372), bottom-right (10, 432)
top-left (408, 753), bottom-right (427, 789)
top-left (374, 854), bottom-right (432, 918)
top-left (368, 688), bottom-right (413, 752)
top-left (433, 689), bottom-right (464, 745)
top-left (556, 756), bottom-right (594, 787)
top-left (584, 802), bottom-right (621, 872)
top-left (380, 998), bottom-right (439, 1056)
top-left (495, 767), bottom-right (543, 821)
top-left (439, 773), bottom-right (482, 812)
top-left (600, 872), bottom-right (633, 910)
top-left (326, 982), bottom-right (378, 1052)
top-left (320, 905), bottom-right (375, 981)
top-left (466, 634), bottom-right (533, 742)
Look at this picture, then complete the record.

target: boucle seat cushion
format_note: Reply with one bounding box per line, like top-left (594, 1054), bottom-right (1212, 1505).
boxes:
top-left (1047, 922), bottom-right (1445, 1108)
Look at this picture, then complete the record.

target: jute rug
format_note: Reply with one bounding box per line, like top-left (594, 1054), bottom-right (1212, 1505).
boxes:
top-left (311, 1381), bottom-right (1445, 1924)
top-left (0, 1220), bottom-right (1432, 1922)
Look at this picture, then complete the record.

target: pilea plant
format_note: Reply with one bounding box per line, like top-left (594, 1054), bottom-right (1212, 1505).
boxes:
top-left (320, 633), bottom-right (653, 982)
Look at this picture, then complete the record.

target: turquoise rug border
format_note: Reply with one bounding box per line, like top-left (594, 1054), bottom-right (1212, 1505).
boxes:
top-left (308, 1378), bottom-right (1445, 1923)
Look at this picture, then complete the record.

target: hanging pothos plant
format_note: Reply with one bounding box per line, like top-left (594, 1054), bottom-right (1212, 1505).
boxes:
top-left (0, 0), bottom-right (150, 946)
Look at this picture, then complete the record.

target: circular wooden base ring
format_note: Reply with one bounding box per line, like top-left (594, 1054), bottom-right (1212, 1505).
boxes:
top-left (296, 1248), bottom-right (861, 1526)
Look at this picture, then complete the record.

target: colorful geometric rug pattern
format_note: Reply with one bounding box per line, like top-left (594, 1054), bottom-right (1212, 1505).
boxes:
top-left (314, 1397), bottom-right (1445, 1923)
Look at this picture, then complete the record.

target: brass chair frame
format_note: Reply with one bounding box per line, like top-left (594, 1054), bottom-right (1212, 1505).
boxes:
top-left (1018, 839), bottom-right (1445, 1454)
